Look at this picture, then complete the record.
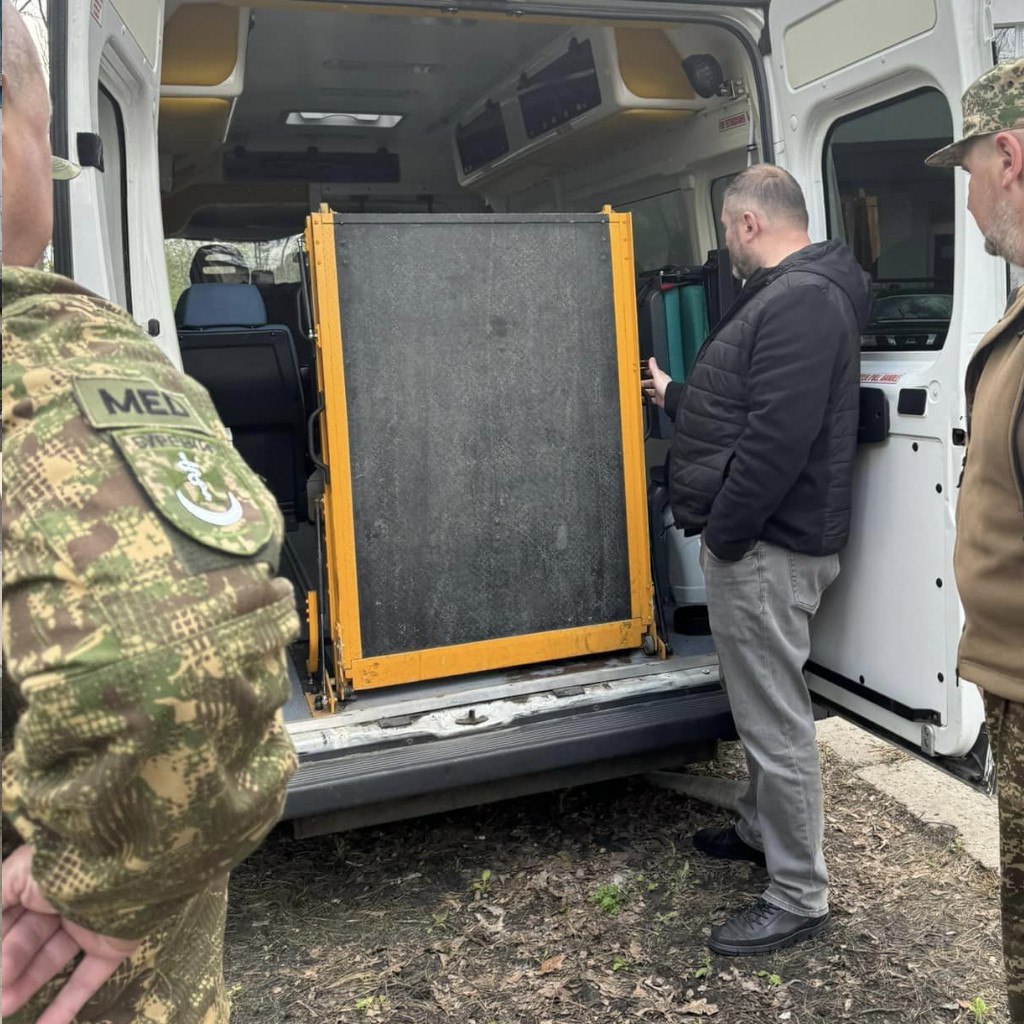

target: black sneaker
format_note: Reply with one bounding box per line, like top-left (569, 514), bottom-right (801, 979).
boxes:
top-left (708, 898), bottom-right (830, 956)
top-left (693, 825), bottom-right (766, 867)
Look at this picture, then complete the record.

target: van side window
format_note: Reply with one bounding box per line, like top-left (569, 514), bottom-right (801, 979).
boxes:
top-left (823, 88), bottom-right (954, 352)
top-left (710, 173), bottom-right (738, 250)
top-left (994, 20), bottom-right (1024, 63)
top-left (616, 189), bottom-right (695, 273)
top-left (98, 86), bottom-right (131, 311)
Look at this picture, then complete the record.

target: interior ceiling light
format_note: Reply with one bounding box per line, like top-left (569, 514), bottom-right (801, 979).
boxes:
top-left (285, 111), bottom-right (404, 128)
top-left (322, 58), bottom-right (444, 75)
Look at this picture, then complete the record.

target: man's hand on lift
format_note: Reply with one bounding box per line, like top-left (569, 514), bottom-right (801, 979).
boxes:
top-left (2, 844), bottom-right (141, 1024)
top-left (641, 356), bottom-right (672, 409)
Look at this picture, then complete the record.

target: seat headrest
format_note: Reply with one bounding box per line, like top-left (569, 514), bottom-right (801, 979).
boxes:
top-left (175, 284), bottom-right (268, 329)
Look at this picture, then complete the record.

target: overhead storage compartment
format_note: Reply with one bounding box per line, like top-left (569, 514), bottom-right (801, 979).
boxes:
top-left (451, 27), bottom-right (701, 188)
top-left (159, 4), bottom-right (250, 188)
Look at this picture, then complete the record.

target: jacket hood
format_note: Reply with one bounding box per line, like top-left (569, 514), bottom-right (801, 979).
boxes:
top-left (770, 240), bottom-right (874, 330)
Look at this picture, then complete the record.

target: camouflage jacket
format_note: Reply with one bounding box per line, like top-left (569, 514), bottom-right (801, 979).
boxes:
top-left (2, 267), bottom-right (299, 1023)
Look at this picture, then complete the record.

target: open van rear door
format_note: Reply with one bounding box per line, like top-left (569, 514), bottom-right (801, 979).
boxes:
top-left (49, 0), bottom-right (174, 360)
top-left (763, 0), bottom-right (1005, 778)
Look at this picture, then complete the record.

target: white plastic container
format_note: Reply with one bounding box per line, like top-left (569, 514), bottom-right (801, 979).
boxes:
top-left (662, 505), bottom-right (705, 606)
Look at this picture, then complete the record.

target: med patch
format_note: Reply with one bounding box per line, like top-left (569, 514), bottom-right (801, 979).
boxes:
top-left (74, 375), bottom-right (210, 434)
top-left (113, 428), bottom-right (280, 555)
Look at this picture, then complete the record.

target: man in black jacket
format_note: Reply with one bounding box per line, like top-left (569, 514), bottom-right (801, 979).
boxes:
top-left (644, 164), bottom-right (872, 955)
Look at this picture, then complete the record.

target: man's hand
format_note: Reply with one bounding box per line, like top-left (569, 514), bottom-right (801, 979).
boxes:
top-left (641, 357), bottom-right (672, 409)
top-left (2, 845), bottom-right (140, 1024)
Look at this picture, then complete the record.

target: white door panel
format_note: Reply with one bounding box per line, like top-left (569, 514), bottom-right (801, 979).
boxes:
top-left (766, 0), bottom-right (1002, 762)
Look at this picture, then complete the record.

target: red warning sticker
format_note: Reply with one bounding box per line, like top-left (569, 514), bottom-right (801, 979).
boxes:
top-left (718, 112), bottom-right (750, 133)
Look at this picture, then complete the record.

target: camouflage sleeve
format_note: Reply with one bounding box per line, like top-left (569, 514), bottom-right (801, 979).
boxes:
top-left (2, 288), bottom-right (299, 940)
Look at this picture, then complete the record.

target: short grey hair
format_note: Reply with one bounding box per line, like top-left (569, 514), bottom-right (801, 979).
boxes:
top-left (722, 164), bottom-right (809, 230)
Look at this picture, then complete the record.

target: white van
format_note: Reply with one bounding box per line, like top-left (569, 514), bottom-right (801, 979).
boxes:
top-left (51, 0), bottom-right (1010, 836)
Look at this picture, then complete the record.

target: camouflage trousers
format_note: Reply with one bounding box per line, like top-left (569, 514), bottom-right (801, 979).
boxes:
top-left (985, 691), bottom-right (1024, 1023)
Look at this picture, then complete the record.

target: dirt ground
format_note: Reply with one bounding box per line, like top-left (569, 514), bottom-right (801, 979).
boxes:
top-left (223, 741), bottom-right (1006, 1024)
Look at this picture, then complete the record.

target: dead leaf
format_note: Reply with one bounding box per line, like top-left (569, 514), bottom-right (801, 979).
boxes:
top-left (537, 979), bottom-right (567, 999)
top-left (680, 998), bottom-right (719, 1016)
top-left (538, 953), bottom-right (567, 975)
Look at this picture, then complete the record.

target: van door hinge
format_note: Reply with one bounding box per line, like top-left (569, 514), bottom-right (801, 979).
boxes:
top-left (921, 725), bottom-right (936, 757)
top-left (952, 428), bottom-right (966, 446)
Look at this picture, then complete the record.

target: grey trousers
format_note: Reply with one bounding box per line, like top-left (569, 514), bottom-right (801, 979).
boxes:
top-left (701, 539), bottom-right (840, 917)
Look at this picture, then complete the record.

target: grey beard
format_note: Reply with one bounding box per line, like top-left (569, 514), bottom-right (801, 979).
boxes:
top-left (982, 199), bottom-right (1024, 267)
top-left (730, 248), bottom-right (757, 279)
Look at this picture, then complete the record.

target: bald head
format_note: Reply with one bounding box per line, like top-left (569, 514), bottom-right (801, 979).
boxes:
top-left (719, 164), bottom-right (812, 277)
top-left (2, 0), bottom-right (53, 267)
top-left (723, 164), bottom-right (809, 231)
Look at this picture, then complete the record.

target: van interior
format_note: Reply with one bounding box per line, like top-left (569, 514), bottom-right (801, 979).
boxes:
top-left (153, 2), bottom-right (957, 723)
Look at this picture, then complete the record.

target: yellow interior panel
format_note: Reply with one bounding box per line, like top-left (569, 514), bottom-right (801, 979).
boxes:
top-left (615, 28), bottom-right (696, 100)
top-left (158, 98), bottom-right (231, 151)
top-left (162, 4), bottom-right (240, 87)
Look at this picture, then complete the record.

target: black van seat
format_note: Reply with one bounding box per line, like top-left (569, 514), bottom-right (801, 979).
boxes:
top-left (257, 281), bottom-right (317, 411)
top-left (176, 283), bottom-right (307, 525)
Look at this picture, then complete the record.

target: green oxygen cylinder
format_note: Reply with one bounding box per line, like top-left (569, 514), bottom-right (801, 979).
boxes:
top-left (679, 284), bottom-right (710, 378)
top-left (662, 285), bottom-right (686, 381)
top-left (679, 282), bottom-right (712, 378)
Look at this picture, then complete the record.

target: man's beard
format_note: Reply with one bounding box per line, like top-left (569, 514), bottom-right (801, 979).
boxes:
top-left (982, 195), bottom-right (1024, 267)
top-left (728, 243), bottom-right (758, 280)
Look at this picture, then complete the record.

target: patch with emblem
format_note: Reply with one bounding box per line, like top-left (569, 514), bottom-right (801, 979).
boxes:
top-left (112, 429), bottom-right (279, 555)
top-left (74, 375), bottom-right (211, 435)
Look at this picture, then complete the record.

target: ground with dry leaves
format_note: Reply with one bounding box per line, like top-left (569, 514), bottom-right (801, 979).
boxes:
top-left (224, 741), bottom-right (1006, 1023)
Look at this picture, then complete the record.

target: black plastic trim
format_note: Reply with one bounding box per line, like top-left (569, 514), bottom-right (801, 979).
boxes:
top-left (49, 0), bottom-right (73, 278)
top-left (283, 684), bottom-right (735, 819)
top-left (897, 388), bottom-right (928, 416)
top-left (806, 661), bottom-right (941, 725)
top-left (857, 386), bottom-right (890, 443)
top-left (811, 693), bottom-right (991, 793)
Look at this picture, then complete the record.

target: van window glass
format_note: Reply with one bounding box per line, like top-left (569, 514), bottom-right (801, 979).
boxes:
top-left (616, 190), bottom-right (694, 274)
top-left (710, 173), bottom-right (738, 249)
top-left (994, 21), bottom-right (1024, 63)
top-left (164, 235), bottom-right (304, 308)
top-left (98, 86), bottom-right (131, 311)
top-left (824, 88), bottom-right (955, 351)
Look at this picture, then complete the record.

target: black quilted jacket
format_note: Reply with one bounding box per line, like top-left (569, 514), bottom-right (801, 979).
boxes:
top-left (664, 240), bottom-right (872, 561)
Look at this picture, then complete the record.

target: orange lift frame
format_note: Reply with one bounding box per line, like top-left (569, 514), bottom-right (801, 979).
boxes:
top-left (305, 204), bottom-right (657, 691)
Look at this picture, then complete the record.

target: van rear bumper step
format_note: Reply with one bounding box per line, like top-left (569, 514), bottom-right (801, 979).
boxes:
top-left (283, 684), bottom-right (735, 821)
